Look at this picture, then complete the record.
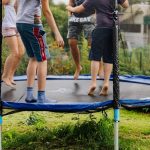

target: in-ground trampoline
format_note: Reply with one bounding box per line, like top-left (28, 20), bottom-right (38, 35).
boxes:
top-left (1, 75), bottom-right (150, 115)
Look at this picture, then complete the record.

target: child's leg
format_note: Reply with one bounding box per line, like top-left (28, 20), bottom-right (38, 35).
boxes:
top-left (37, 60), bottom-right (56, 103)
top-left (27, 58), bottom-right (37, 87)
top-left (9, 36), bottom-right (25, 85)
top-left (36, 60), bottom-right (47, 103)
top-left (25, 58), bottom-right (37, 102)
top-left (88, 60), bottom-right (99, 95)
top-left (68, 38), bottom-right (82, 80)
top-left (2, 36), bottom-right (20, 88)
top-left (37, 60), bottom-right (47, 91)
top-left (99, 63), bottom-right (112, 96)
top-left (98, 60), bottom-right (104, 79)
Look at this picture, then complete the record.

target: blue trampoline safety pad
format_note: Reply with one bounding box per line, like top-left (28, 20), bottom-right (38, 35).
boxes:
top-left (3, 99), bottom-right (150, 112)
top-left (3, 101), bottom-right (112, 112)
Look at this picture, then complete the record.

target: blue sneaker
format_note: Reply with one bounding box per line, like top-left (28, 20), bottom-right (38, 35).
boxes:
top-left (25, 97), bottom-right (37, 103)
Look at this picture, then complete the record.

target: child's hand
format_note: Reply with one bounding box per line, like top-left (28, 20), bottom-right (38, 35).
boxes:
top-left (55, 33), bottom-right (64, 48)
top-left (66, 5), bottom-right (74, 12)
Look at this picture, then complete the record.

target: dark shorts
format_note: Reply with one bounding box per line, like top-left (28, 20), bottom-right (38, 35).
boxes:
top-left (67, 16), bottom-right (95, 40)
top-left (89, 27), bottom-right (113, 64)
top-left (16, 23), bottom-right (50, 62)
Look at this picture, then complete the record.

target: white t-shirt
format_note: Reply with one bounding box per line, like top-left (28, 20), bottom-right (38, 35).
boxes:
top-left (16, 0), bottom-right (41, 24)
top-left (2, 0), bottom-right (17, 28)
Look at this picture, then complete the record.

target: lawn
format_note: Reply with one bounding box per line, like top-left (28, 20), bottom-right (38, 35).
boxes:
top-left (2, 109), bottom-right (150, 150)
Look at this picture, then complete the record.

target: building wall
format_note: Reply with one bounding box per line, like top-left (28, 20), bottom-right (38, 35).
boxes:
top-left (120, 4), bottom-right (150, 48)
top-left (123, 32), bottom-right (148, 48)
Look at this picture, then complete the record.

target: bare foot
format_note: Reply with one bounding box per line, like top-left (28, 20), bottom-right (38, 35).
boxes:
top-left (11, 80), bottom-right (16, 85)
top-left (88, 85), bottom-right (96, 96)
top-left (74, 66), bottom-right (82, 80)
top-left (2, 77), bottom-right (16, 89)
top-left (99, 85), bottom-right (109, 96)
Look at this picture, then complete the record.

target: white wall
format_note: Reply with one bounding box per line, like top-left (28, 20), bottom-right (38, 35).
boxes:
top-left (124, 32), bottom-right (148, 48)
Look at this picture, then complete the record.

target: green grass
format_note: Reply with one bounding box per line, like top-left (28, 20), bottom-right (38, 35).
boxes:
top-left (119, 110), bottom-right (150, 150)
top-left (2, 109), bottom-right (150, 150)
top-left (119, 46), bottom-right (150, 76)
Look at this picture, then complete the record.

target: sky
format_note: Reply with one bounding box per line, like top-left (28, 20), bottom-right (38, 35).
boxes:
top-left (53, 0), bottom-right (67, 5)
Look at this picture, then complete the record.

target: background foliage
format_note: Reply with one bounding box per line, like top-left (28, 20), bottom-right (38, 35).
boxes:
top-left (2, 3), bottom-right (150, 76)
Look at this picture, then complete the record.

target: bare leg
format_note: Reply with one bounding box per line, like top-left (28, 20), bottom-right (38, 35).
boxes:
top-left (9, 36), bottom-right (25, 84)
top-left (98, 60), bottom-right (104, 79)
top-left (88, 60), bottom-right (99, 96)
top-left (37, 60), bottom-right (47, 91)
top-left (24, 58), bottom-right (37, 102)
top-left (27, 58), bottom-right (38, 87)
top-left (87, 37), bottom-right (92, 48)
top-left (69, 39), bottom-right (82, 80)
top-left (99, 63), bottom-right (113, 96)
top-left (37, 60), bottom-right (56, 103)
top-left (2, 36), bottom-right (24, 88)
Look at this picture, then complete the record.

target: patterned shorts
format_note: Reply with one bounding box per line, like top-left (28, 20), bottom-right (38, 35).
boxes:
top-left (17, 23), bottom-right (50, 62)
top-left (67, 15), bottom-right (95, 40)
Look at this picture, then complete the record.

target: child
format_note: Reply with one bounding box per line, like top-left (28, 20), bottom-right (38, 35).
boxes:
top-left (16, 0), bottom-right (64, 103)
top-left (2, 0), bottom-right (24, 88)
top-left (67, 0), bottom-right (95, 80)
top-left (67, 0), bottom-right (129, 96)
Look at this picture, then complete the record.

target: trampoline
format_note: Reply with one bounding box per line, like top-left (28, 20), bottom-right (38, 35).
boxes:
top-left (1, 75), bottom-right (150, 115)
top-left (1, 1), bottom-right (150, 150)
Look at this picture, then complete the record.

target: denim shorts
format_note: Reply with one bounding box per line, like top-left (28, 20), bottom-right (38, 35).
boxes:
top-left (67, 16), bottom-right (95, 40)
top-left (89, 27), bottom-right (113, 64)
top-left (16, 23), bottom-right (50, 62)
